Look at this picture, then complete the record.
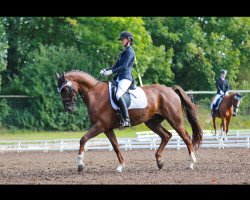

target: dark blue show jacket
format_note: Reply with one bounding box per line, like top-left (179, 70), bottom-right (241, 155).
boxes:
top-left (108, 45), bottom-right (135, 82)
top-left (216, 77), bottom-right (229, 94)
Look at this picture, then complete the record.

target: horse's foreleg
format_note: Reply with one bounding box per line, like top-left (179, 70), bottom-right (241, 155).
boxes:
top-left (225, 117), bottom-right (231, 135)
top-left (78, 123), bottom-right (104, 172)
top-left (222, 118), bottom-right (228, 141)
top-left (223, 117), bottom-right (231, 141)
top-left (104, 130), bottom-right (125, 172)
top-left (220, 118), bottom-right (227, 138)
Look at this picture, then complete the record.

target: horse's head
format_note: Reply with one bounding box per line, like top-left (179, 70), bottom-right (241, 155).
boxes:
top-left (232, 92), bottom-right (245, 116)
top-left (56, 72), bottom-right (78, 112)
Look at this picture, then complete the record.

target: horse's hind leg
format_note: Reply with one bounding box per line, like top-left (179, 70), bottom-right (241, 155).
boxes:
top-left (104, 129), bottom-right (125, 172)
top-left (213, 117), bottom-right (217, 137)
top-left (145, 115), bottom-right (172, 169)
top-left (166, 118), bottom-right (196, 169)
top-left (178, 128), bottom-right (197, 169)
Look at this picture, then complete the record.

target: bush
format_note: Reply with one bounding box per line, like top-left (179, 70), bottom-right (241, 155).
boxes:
top-left (3, 44), bottom-right (92, 131)
top-left (0, 99), bottom-right (10, 127)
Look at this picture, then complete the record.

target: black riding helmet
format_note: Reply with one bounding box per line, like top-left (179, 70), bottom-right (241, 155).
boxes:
top-left (118, 31), bottom-right (134, 42)
top-left (221, 69), bottom-right (227, 75)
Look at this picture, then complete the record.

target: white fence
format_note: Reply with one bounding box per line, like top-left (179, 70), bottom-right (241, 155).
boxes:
top-left (0, 130), bottom-right (249, 153)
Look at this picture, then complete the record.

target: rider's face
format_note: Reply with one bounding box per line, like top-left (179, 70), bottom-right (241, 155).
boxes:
top-left (221, 74), bottom-right (226, 79)
top-left (121, 37), bottom-right (130, 47)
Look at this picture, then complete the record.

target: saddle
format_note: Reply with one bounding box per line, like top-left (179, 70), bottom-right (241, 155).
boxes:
top-left (110, 80), bottom-right (137, 108)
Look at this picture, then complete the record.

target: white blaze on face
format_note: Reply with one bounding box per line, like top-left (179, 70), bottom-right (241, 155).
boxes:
top-left (236, 101), bottom-right (241, 113)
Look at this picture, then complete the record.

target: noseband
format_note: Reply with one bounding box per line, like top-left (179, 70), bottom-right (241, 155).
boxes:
top-left (57, 80), bottom-right (79, 102)
top-left (57, 77), bottom-right (102, 101)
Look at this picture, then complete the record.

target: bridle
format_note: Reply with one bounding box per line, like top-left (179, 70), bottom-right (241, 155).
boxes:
top-left (57, 80), bottom-right (79, 102)
top-left (232, 94), bottom-right (243, 116)
top-left (57, 75), bottom-right (102, 102)
top-left (233, 94), bottom-right (242, 109)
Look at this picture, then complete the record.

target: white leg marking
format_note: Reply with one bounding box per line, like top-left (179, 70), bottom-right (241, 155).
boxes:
top-left (189, 152), bottom-right (196, 170)
top-left (190, 152), bottom-right (196, 163)
top-left (77, 153), bottom-right (84, 166)
top-left (116, 163), bottom-right (125, 173)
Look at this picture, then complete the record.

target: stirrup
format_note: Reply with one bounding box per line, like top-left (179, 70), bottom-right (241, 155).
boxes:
top-left (121, 118), bottom-right (131, 127)
top-left (211, 110), bottom-right (214, 117)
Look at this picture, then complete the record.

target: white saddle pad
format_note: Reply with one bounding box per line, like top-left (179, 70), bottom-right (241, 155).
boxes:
top-left (108, 82), bottom-right (148, 110)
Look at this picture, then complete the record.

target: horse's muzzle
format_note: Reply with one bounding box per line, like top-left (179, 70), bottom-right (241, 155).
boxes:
top-left (64, 104), bottom-right (76, 112)
top-left (233, 108), bottom-right (238, 116)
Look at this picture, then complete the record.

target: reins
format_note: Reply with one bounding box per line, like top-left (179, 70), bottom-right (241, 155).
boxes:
top-left (80, 74), bottom-right (102, 98)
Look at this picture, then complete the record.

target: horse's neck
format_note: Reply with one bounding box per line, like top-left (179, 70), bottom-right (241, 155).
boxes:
top-left (224, 95), bottom-right (234, 108)
top-left (68, 72), bottom-right (98, 90)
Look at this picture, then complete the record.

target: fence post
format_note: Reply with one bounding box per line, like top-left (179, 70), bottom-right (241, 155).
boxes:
top-left (18, 141), bottom-right (21, 153)
top-left (177, 137), bottom-right (181, 150)
top-left (44, 141), bottom-right (48, 153)
top-left (109, 143), bottom-right (113, 151)
top-left (153, 139), bottom-right (157, 150)
top-left (85, 141), bottom-right (88, 151)
top-left (60, 140), bottom-right (64, 152)
top-left (125, 139), bottom-right (131, 150)
top-left (219, 137), bottom-right (224, 149)
top-left (150, 138), bottom-right (153, 150)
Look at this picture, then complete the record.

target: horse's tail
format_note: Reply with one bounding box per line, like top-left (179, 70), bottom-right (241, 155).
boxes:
top-left (172, 85), bottom-right (203, 149)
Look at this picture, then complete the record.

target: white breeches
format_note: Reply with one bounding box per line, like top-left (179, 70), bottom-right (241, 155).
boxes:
top-left (116, 79), bottom-right (132, 100)
top-left (210, 94), bottom-right (222, 109)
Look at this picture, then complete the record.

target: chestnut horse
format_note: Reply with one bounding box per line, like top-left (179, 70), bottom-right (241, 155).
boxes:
top-left (56, 70), bottom-right (203, 172)
top-left (212, 92), bottom-right (244, 138)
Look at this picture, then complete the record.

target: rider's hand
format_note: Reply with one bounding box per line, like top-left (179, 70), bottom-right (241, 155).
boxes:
top-left (220, 90), bottom-right (224, 95)
top-left (225, 91), bottom-right (229, 96)
top-left (99, 69), bottom-right (106, 76)
top-left (103, 70), bottom-right (112, 76)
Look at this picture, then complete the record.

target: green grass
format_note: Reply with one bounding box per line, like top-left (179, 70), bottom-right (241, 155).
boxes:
top-left (1, 107), bottom-right (249, 141)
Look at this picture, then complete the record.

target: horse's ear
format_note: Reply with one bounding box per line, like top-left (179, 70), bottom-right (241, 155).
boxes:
top-left (62, 72), bottom-right (65, 80)
top-left (55, 72), bottom-right (60, 80)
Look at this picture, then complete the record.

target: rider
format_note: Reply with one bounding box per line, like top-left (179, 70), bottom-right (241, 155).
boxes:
top-left (210, 69), bottom-right (230, 116)
top-left (99, 31), bottom-right (135, 127)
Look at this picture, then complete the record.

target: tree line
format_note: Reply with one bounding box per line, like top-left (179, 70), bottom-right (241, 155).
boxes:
top-left (0, 17), bottom-right (249, 130)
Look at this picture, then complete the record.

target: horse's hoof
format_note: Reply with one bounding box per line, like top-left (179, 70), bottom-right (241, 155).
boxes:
top-left (78, 165), bottom-right (84, 172)
top-left (157, 159), bottom-right (164, 169)
top-left (189, 163), bottom-right (194, 170)
top-left (116, 164), bottom-right (124, 173)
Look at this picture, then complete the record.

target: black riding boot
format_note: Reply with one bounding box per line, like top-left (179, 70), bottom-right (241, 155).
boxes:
top-left (117, 97), bottom-right (131, 127)
top-left (211, 104), bottom-right (216, 117)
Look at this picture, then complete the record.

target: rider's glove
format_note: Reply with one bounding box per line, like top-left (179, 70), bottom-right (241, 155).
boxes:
top-left (99, 69), bottom-right (106, 76)
top-left (103, 70), bottom-right (112, 76)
